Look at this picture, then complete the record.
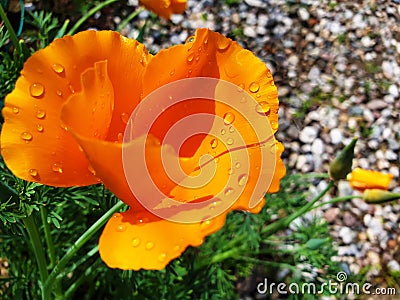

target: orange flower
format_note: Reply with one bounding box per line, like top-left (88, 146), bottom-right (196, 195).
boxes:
top-left (139, 0), bottom-right (186, 19)
top-left (348, 168), bottom-right (394, 191)
top-left (1, 29), bottom-right (285, 270)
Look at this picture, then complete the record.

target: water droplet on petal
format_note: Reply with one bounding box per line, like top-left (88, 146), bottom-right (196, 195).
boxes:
top-left (186, 36), bottom-right (195, 44)
top-left (120, 112), bottom-right (129, 124)
top-left (217, 36), bottom-right (231, 51)
top-left (36, 109), bottom-right (46, 119)
top-left (227, 138), bottom-right (234, 145)
top-left (224, 187), bottom-right (234, 196)
top-left (117, 224), bottom-right (126, 232)
top-left (51, 63), bottom-right (64, 74)
top-left (30, 83), bottom-right (45, 98)
top-left (52, 163), bottom-right (63, 174)
top-left (68, 84), bottom-right (75, 94)
top-left (56, 90), bottom-right (63, 97)
top-left (249, 82), bottom-right (260, 93)
top-left (169, 69), bottom-right (175, 76)
top-left (21, 132), bottom-right (33, 142)
top-left (266, 70), bottom-right (272, 78)
top-left (13, 107), bottom-right (19, 114)
top-left (210, 138), bottom-right (218, 149)
top-left (209, 198), bottom-right (222, 210)
top-left (187, 52), bottom-right (195, 63)
top-left (195, 55), bottom-right (200, 62)
top-left (229, 126), bottom-right (235, 133)
top-left (146, 242), bottom-right (154, 250)
top-left (158, 253), bottom-right (167, 262)
top-left (132, 238), bottom-right (141, 247)
top-left (255, 102), bottom-right (271, 115)
top-left (29, 168), bottom-right (39, 178)
top-left (223, 112), bottom-right (235, 125)
top-left (237, 83), bottom-right (245, 91)
top-left (220, 129), bottom-right (226, 135)
top-left (271, 121), bottom-right (278, 130)
top-left (238, 174), bottom-right (248, 186)
top-left (235, 162), bottom-right (241, 169)
top-left (228, 168), bottom-right (233, 175)
top-left (37, 124), bottom-right (44, 132)
top-left (200, 219), bottom-right (212, 230)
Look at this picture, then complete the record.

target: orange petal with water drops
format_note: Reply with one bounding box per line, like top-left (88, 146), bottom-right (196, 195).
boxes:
top-left (348, 168), bottom-right (394, 191)
top-left (139, 0), bottom-right (186, 19)
top-left (1, 30), bottom-right (151, 186)
top-left (99, 208), bottom-right (226, 270)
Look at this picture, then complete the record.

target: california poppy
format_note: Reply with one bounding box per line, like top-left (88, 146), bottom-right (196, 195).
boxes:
top-left (1, 29), bottom-right (285, 270)
top-left (348, 168), bottom-right (394, 191)
top-left (140, 0), bottom-right (186, 19)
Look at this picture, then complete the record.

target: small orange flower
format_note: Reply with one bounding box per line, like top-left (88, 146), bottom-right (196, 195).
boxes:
top-left (347, 168), bottom-right (394, 191)
top-left (1, 29), bottom-right (285, 270)
top-left (139, 0), bottom-right (186, 19)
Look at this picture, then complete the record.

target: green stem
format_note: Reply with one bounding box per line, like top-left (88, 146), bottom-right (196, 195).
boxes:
top-left (116, 8), bottom-right (143, 32)
top-left (0, 4), bottom-right (20, 53)
top-left (261, 181), bottom-right (335, 236)
top-left (67, 0), bottom-right (118, 36)
top-left (42, 201), bottom-right (124, 300)
top-left (23, 214), bottom-right (49, 298)
top-left (40, 206), bottom-right (62, 298)
top-left (311, 195), bottom-right (361, 211)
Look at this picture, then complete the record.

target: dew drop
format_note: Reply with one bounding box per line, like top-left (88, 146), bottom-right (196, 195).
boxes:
top-left (229, 126), bottom-right (235, 133)
top-left (117, 132), bottom-right (123, 143)
top-left (266, 70), bottom-right (272, 78)
top-left (68, 84), bottom-right (75, 94)
top-left (271, 121), bottom-right (278, 130)
top-left (37, 124), bottom-right (44, 132)
top-left (186, 36), bottom-right (195, 44)
top-left (21, 132), bottom-right (33, 142)
top-left (200, 219), bottom-right (212, 230)
top-left (120, 112), bottom-right (129, 124)
top-left (238, 174), bottom-right (248, 186)
top-left (237, 83), bottom-right (245, 91)
top-left (227, 138), bottom-right (234, 145)
top-left (209, 199), bottom-right (222, 210)
top-left (210, 138), bottom-right (218, 149)
top-left (56, 90), bottom-right (63, 97)
top-left (228, 168), bottom-right (233, 175)
top-left (88, 165), bottom-right (96, 175)
top-left (116, 224), bottom-right (127, 232)
top-left (158, 253), bottom-right (167, 262)
top-left (187, 52), bottom-right (195, 63)
top-left (220, 129), bottom-right (226, 135)
top-left (224, 187), bottom-right (234, 196)
top-left (223, 112), bottom-right (235, 125)
top-left (12, 107), bottom-right (19, 114)
top-left (51, 63), bottom-right (64, 74)
top-left (36, 109), bottom-right (46, 119)
top-left (255, 101), bottom-right (271, 115)
top-left (169, 69), bottom-right (175, 76)
top-left (146, 242), bottom-right (155, 250)
top-left (132, 238), bottom-right (141, 247)
top-left (235, 162), bottom-right (241, 169)
top-left (217, 37), bottom-right (231, 51)
top-left (195, 55), bottom-right (200, 62)
top-left (52, 163), bottom-right (63, 174)
top-left (30, 83), bottom-right (45, 98)
top-left (249, 82), bottom-right (260, 93)
top-left (29, 168), bottom-right (39, 178)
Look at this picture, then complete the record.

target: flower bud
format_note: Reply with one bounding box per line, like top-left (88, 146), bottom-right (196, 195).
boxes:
top-left (348, 168), bottom-right (394, 191)
top-left (363, 189), bottom-right (400, 204)
top-left (329, 138), bottom-right (357, 180)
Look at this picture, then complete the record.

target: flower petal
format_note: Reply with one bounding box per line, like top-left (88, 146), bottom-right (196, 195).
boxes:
top-left (139, 0), bottom-right (186, 19)
top-left (1, 30), bottom-right (151, 186)
top-left (348, 168), bottom-right (394, 191)
top-left (99, 208), bottom-right (226, 270)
